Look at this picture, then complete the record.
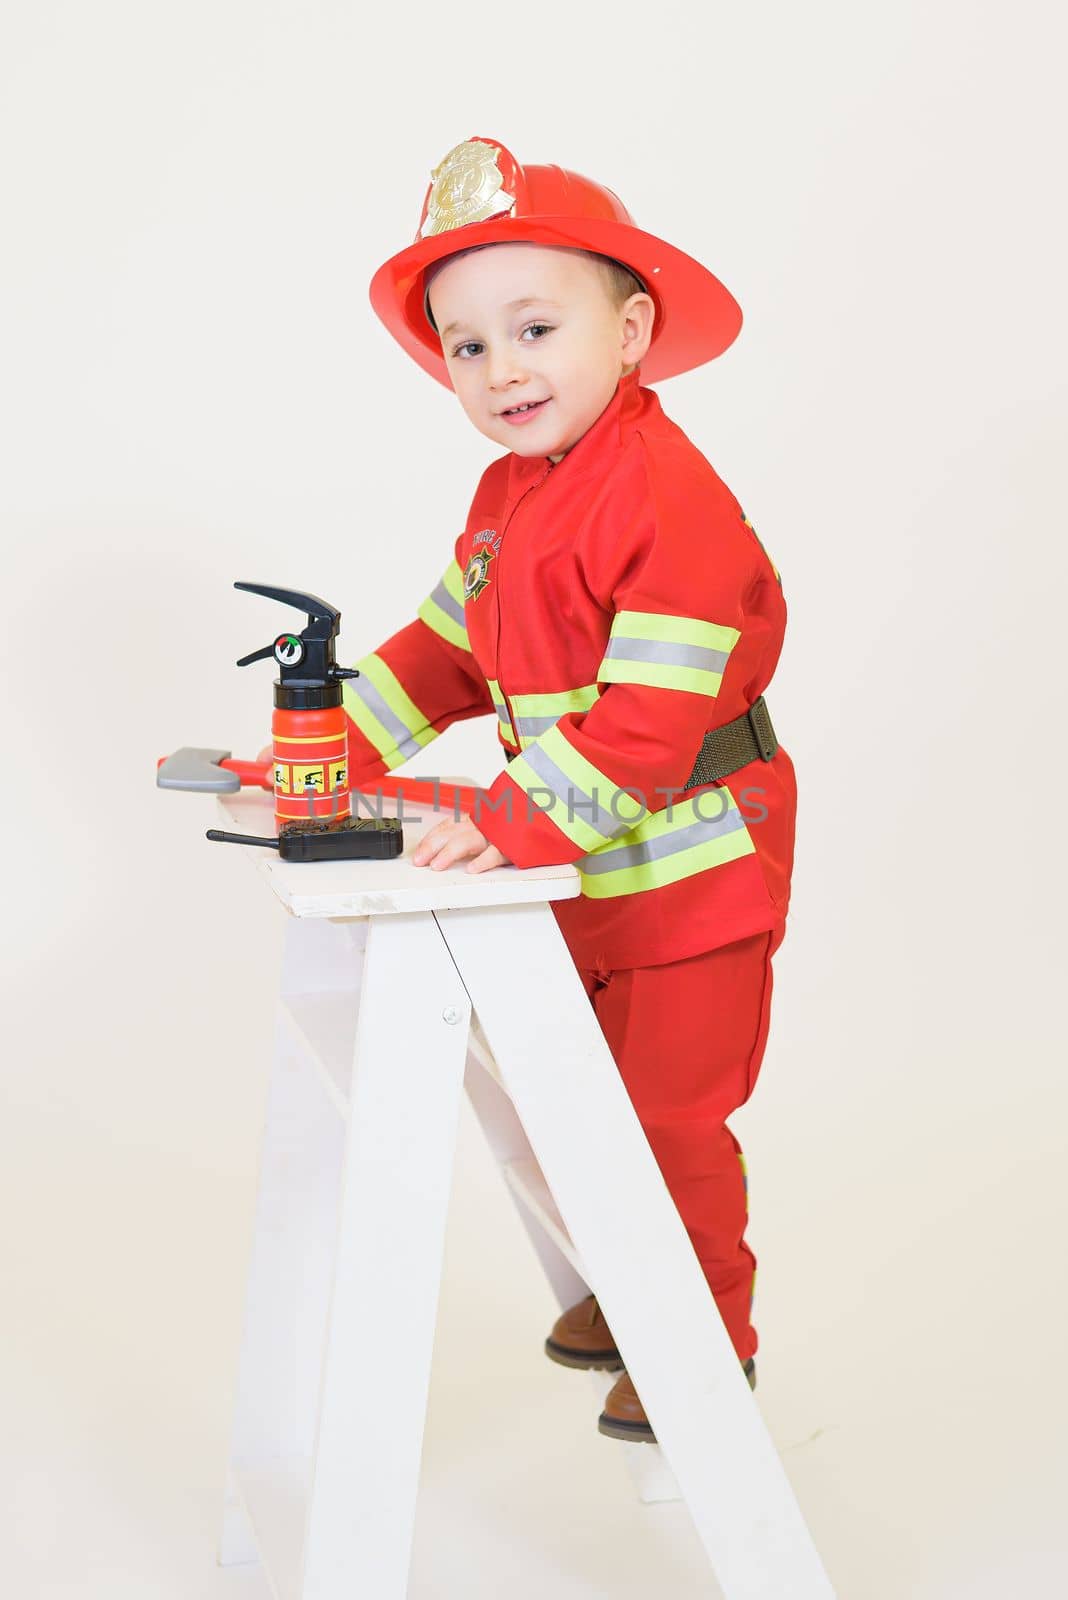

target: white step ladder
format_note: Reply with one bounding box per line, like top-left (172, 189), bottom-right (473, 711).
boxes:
top-left (211, 784), bottom-right (836, 1600)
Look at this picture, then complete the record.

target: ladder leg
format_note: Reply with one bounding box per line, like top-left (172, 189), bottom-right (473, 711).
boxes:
top-left (463, 1042), bottom-right (590, 1312)
top-left (436, 901), bottom-right (837, 1600)
top-left (299, 910), bottom-right (472, 1600)
top-left (218, 916), bottom-right (355, 1568)
top-left (463, 1023), bottom-right (676, 1507)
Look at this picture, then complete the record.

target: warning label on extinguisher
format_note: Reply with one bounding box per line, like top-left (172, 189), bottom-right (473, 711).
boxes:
top-left (274, 760), bottom-right (347, 794)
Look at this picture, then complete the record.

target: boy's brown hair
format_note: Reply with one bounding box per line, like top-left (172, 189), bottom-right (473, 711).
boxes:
top-left (592, 252), bottom-right (648, 314)
top-left (424, 246), bottom-right (647, 335)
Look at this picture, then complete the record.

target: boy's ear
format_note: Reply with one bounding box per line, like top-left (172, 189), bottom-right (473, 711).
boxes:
top-left (622, 292), bottom-right (656, 366)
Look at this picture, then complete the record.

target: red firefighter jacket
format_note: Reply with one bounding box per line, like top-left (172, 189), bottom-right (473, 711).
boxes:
top-left (342, 367), bottom-right (797, 970)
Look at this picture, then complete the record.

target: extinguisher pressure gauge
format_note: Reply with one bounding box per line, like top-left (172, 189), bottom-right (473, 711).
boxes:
top-left (233, 582), bottom-right (360, 711)
top-left (274, 633), bottom-right (305, 668)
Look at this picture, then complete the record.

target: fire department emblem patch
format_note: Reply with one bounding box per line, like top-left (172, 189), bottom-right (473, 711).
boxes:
top-left (420, 139), bottom-right (516, 238)
top-left (463, 545), bottom-right (496, 601)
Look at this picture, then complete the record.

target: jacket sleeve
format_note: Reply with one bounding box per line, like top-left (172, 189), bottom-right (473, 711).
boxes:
top-left (341, 532), bottom-right (494, 781)
top-left (474, 459), bottom-right (765, 867)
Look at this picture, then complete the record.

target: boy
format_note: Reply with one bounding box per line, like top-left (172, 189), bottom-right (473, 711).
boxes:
top-left (346, 136), bottom-right (796, 1442)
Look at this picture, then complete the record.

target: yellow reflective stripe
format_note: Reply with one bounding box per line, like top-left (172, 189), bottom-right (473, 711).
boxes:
top-left (505, 722), bottom-right (647, 852)
top-left (575, 784), bottom-right (755, 899)
top-left (485, 676), bottom-right (513, 744)
top-left (509, 685), bottom-right (601, 718)
top-left (598, 609), bottom-right (739, 696)
top-left (510, 683), bottom-right (601, 745)
top-left (611, 611), bottom-right (739, 651)
top-left (417, 558), bottom-right (471, 652)
top-left (341, 652), bottom-right (440, 768)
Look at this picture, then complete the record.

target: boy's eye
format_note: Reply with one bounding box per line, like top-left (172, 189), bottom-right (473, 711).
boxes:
top-left (451, 322), bottom-right (553, 360)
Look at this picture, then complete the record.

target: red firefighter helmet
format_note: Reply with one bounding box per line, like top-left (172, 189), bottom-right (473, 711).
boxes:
top-left (368, 135), bottom-right (743, 390)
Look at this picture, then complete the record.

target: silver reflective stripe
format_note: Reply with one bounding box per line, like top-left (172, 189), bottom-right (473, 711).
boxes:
top-left (346, 674), bottom-right (426, 761)
top-left (485, 677), bottom-right (513, 741)
top-left (510, 685), bottom-right (601, 746)
top-left (427, 578), bottom-right (465, 633)
top-left (579, 794), bottom-right (748, 874)
top-left (418, 558), bottom-right (471, 653)
top-left (513, 712), bottom-right (564, 738)
top-left (520, 741), bottom-right (631, 843)
top-left (601, 636), bottom-right (731, 676)
top-left (510, 685), bottom-right (601, 715)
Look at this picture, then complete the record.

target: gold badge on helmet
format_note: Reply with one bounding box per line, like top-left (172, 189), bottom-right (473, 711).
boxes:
top-left (420, 139), bottom-right (516, 239)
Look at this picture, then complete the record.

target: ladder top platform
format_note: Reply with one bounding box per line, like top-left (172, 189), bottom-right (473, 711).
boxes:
top-left (215, 786), bottom-right (581, 920)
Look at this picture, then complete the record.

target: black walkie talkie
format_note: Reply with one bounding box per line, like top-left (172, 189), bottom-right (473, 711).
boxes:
top-left (206, 819), bottom-right (404, 862)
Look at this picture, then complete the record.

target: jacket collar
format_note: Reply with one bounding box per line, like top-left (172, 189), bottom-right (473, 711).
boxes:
top-left (503, 367), bottom-right (651, 499)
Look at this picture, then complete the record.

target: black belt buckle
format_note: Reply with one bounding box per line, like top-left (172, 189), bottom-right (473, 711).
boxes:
top-left (747, 695), bottom-right (778, 761)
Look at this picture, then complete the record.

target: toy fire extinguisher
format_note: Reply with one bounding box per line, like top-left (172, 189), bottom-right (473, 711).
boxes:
top-left (234, 581), bottom-right (360, 829)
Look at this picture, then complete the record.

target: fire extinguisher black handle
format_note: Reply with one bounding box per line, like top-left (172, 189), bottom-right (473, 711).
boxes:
top-left (235, 642), bottom-right (277, 668)
top-left (233, 582), bottom-right (340, 629)
top-left (233, 579), bottom-right (355, 710)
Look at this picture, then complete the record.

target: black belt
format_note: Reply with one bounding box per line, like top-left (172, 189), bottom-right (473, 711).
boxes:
top-left (504, 694), bottom-right (779, 787)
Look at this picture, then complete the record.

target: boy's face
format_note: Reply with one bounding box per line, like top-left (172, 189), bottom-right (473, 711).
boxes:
top-left (427, 242), bottom-right (655, 461)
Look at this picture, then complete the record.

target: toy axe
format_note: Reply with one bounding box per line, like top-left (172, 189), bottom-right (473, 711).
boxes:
top-left (156, 746), bottom-right (479, 815)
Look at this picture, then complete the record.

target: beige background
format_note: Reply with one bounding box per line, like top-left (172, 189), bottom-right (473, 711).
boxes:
top-left (2, 2), bottom-right (1065, 1594)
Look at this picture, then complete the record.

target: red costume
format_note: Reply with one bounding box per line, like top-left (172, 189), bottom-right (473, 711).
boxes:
top-left (347, 137), bottom-right (797, 1371)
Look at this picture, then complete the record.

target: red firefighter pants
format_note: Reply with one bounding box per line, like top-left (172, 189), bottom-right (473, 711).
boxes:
top-left (575, 921), bottom-right (785, 1365)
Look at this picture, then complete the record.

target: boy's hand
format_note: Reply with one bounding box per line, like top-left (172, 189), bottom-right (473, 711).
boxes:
top-left (412, 817), bottom-right (512, 874)
top-left (258, 739), bottom-right (510, 873)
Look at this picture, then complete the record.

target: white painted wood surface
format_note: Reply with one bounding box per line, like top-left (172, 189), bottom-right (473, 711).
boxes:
top-left (438, 901), bottom-right (836, 1599)
top-left (214, 787), bottom-right (837, 1599)
top-left (300, 911), bottom-right (472, 1599)
top-left (214, 785), bottom-right (580, 918)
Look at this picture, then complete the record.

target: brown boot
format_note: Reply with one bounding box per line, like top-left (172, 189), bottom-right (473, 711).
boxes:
top-left (544, 1294), bottom-right (624, 1371)
top-left (597, 1357), bottom-right (758, 1442)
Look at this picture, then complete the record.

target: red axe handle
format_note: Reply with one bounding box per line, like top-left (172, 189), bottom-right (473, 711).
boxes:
top-left (352, 774), bottom-right (480, 816)
top-left (156, 753), bottom-right (482, 814)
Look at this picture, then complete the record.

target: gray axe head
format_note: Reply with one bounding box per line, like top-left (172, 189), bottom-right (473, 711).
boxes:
top-left (157, 747), bottom-right (242, 793)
